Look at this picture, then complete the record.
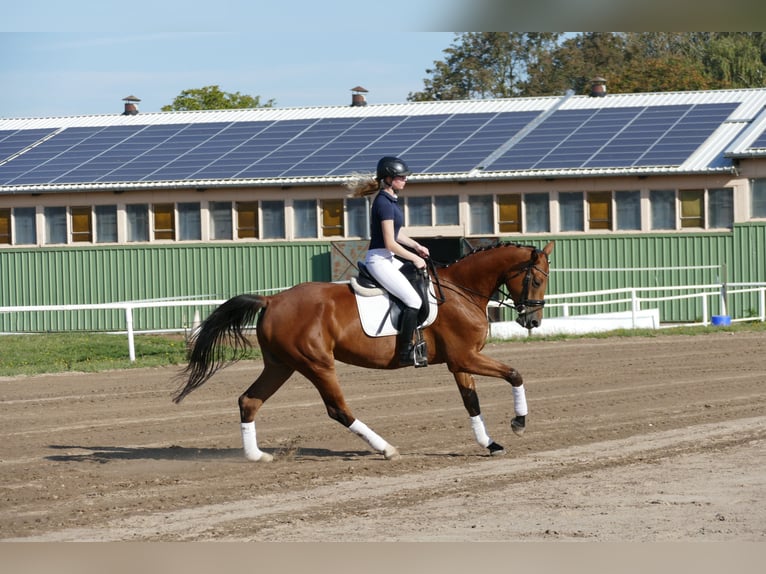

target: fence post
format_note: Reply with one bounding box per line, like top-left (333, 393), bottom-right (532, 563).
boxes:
top-left (631, 288), bottom-right (639, 328)
top-left (125, 305), bottom-right (136, 362)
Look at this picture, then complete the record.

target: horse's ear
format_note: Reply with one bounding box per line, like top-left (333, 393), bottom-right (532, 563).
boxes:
top-left (543, 241), bottom-right (555, 256)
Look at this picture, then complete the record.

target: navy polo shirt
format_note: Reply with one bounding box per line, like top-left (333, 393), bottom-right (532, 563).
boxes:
top-left (369, 190), bottom-right (403, 250)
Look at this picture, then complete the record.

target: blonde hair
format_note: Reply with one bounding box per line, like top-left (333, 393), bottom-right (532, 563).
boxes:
top-left (343, 172), bottom-right (380, 197)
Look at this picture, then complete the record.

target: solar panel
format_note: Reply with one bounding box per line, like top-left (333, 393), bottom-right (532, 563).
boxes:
top-left (751, 127), bottom-right (766, 149)
top-left (0, 129), bottom-right (58, 164)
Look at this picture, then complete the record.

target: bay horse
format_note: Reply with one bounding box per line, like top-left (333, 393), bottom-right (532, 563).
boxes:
top-left (173, 240), bottom-right (554, 462)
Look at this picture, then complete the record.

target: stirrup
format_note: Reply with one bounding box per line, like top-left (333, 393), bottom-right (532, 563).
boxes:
top-left (413, 339), bottom-right (428, 368)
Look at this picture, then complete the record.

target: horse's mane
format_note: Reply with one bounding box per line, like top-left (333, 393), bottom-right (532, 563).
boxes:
top-left (435, 241), bottom-right (538, 268)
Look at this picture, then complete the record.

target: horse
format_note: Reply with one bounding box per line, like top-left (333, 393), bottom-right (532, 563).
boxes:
top-left (173, 240), bottom-right (554, 462)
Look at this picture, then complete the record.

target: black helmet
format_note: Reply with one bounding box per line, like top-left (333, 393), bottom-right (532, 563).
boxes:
top-left (376, 156), bottom-right (412, 181)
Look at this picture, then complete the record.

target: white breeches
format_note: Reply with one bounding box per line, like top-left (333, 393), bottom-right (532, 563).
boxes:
top-left (365, 249), bottom-right (422, 309)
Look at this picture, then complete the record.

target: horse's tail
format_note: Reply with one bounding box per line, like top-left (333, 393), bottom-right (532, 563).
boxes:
top-left (173, 294), bottom-right (267, 403)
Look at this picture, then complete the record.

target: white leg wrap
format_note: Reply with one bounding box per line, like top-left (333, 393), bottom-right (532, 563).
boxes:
top-left (470, 414), bottom-right (492, 448)
top-left (240, 421), bottom-right (273, 462)
top-left (512, 384), bottom-right (528, 417)
top-left (348, 419), bottom-right (389, 453)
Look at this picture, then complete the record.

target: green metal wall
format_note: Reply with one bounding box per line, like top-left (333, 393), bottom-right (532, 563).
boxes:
top-left (1, 223), bottom-right (764, 332)
top-left (516, 223), bottom-right (766, 322)
top-left (0, 242), bottom-right (332, 332)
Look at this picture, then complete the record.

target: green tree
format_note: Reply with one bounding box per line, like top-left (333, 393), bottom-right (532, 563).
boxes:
top-left (412, 32), bottom-right (766, 101)
top-left (161, 85), bottom-right (275, 111)
top-left (408, 33), bottom-right (561, 101)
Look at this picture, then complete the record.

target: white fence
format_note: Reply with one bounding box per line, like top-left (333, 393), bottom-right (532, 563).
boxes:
top-left (490, 282), bottom-right (766, 338)
top-left (2, 282), bottom-right (765, 361)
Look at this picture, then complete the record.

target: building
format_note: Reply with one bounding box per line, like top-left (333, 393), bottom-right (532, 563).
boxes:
top-left (2, 87), bottom-right (766, 331)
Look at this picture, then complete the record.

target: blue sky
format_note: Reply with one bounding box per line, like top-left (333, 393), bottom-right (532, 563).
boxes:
top-left (0, 1), bottom-right (461, 118)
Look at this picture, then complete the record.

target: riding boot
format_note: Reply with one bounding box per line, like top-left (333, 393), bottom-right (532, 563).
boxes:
top-left (397, 307), bottom-right (420, 367)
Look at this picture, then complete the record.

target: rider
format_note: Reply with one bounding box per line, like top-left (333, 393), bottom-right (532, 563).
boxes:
top-left (346, 156), bottom-right (430, 367)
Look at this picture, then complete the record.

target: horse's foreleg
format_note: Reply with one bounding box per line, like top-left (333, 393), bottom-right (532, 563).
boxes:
top-left (238, 361), bottom-right (295, 462)
top-left (306, 365), bottom-right (400, 460)
top-left (452, 355), bottom-right (528, 437)
top-left (453, 372), bottom-right (506, 456)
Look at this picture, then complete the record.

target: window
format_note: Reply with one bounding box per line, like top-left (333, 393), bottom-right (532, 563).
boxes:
top-left (650, 190), bottom-right (676, 230)
top-left (751, 178), bottom-right (766, 218)
top-left (346, 197), bottom-right (368, 238)
top-left (708, 188), bottom-right (733, 229)
top-left (209, 201), bottom-right (233, 240)
top-left (237, 202), bottom-right (258, 238)
top-left (0, 208), bottom-right (9, 244)
top-left (14, 207), bottom-right (36, 245)
top-left (178, 202), bottom-right (201, 240)
top-left (615, 191), bottom-right (641, 231)
top-left (95, 205), bottom-right (117, 243)
top-left (588, 192), bottom-right (612, 230)
top-left (127, 204), bottom-right (149, 242)
top-left (469, 195), bottom-right (493, 234)
top-left (261, 200), bottom-right (285, 239)
top-left (71, 206), bottom-right (92, 243)
top-left (44, 206), bottom-right (67, 244)
top-left (321, 199), bottom-right (343, 237)
top-left (407, 196), bottom-right (432, 226)
top-left (525, 194), bottom-right (550, 233)
top-left (559, 192), bottom-right (584, 232)
top-left (435, 195), bottom-right (459, 225)
top-left (498, 195), bottom-right (521, 233)
top-left (680, 190), bottom-right (704, 228)
top-left (293, 199), bottom-right (317, 238)
top-left (153, 204), bottom-right (175, 240)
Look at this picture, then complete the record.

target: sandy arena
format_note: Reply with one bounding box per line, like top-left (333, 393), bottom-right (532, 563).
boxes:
top-left (1, 331), bottom-right (764, 542)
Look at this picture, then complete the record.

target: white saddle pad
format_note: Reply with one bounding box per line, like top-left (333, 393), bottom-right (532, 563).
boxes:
top-left (350, 278), bottom-right (438, 337)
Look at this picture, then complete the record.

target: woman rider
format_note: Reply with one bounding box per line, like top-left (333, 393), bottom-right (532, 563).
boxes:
top-left (346, 156), bottom-right (430, 366)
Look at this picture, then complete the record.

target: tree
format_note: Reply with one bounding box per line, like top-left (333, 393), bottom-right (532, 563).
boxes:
top-left (410, 32), bottom-right (766, 101)
top-left (407, 33), bottom-right (562, 101)
top-left (161, 85), bottom-right (275, 111)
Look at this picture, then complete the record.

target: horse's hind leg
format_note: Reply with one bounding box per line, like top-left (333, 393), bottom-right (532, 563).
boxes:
top-left (238, 361), bottom-right (295, 462)
top-left (454, 372), bottom-right (506, 456)
top-left (303, 364), bottom-right (400, 460)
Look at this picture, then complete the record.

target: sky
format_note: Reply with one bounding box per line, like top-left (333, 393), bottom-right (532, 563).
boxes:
top-left (3, 0), bottom-right (762, 120)
top-left (0, 1), bottom-right (465, 119)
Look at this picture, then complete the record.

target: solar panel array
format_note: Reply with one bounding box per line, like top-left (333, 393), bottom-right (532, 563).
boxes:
top-left (0, 102), bottom-right (740, 187)
top-left (486, 102), bottom-right (738, 171)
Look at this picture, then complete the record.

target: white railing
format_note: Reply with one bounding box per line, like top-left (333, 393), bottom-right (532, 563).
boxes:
top-left (495, 282), bottom-right (766, 328)
top-left (2, 283), bottom-right (765, 362)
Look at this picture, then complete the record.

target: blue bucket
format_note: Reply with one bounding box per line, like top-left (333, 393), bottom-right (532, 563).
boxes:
top-left (711, 315), bottom-right (732, 326)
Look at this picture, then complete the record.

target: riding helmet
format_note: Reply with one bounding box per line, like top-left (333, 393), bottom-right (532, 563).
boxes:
top-left (376, 156), bottom-right (412, 181)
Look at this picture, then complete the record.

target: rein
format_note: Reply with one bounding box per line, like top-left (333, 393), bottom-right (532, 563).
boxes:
top-left (427, 246), bottom-right (549, 317)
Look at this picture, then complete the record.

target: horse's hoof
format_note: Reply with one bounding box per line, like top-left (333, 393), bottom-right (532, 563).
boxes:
top-left (511, 416), bottom-right (526, 436)
top-left (383, 445), bottom-right (401, 460)
top-left (488, 442), bottom-right (506, 456)
top-left (245, 450), bottom-right (274, 462)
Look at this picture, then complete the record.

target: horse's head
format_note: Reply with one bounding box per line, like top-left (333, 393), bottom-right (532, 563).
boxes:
top-left (506, 241), bottom-right (554, 330)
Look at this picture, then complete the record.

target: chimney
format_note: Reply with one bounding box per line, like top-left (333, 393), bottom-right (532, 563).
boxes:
top-left (589, 77), bottom-right (607, 97)
top-left (350, 86), bottom-right (368, 107)
top-left (122, 95), bottom-right (141, 115)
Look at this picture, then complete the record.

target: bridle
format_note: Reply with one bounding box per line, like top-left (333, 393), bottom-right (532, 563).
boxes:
top-left (494, 247), bottom-right (549, 320)
top-left (511, 248), bottom-right (549, 317)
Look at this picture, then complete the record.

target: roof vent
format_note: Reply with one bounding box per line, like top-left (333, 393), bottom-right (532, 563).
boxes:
top-left (122, 95), bottom-right (141, 115)
top-left (589, 77), bottom-right (607, 97)
top-left (350, 86), bottom-right (368, 107)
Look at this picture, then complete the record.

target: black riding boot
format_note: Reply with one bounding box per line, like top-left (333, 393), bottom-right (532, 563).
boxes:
top-left (397, 307), bottom-right (421, 367)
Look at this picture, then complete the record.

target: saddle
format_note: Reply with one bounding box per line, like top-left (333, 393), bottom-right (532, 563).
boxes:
top-left (354, 260), bottom-right (431, 324)
top-left (350, 260), bottom-right (437, 338)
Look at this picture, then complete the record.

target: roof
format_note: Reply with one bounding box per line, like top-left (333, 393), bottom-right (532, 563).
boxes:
top-left (2, 88), bottom-right (766, 195)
